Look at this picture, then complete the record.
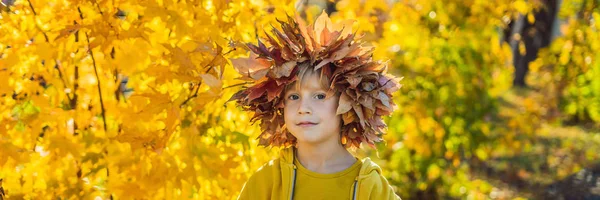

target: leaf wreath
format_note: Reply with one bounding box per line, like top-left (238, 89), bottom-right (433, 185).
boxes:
top-left (228, 11), bottom-right (403, 149)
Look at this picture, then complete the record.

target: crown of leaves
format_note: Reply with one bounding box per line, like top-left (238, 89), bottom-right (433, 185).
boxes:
top-left (228, 11), bottom-right (402, 149)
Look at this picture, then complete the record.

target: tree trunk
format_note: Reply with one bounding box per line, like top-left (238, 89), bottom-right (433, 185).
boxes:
top-left (507, 0), bottom-right (559, 88)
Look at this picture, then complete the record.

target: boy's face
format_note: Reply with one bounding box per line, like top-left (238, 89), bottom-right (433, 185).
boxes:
top-left (283, 71), bottom-right (342, 146)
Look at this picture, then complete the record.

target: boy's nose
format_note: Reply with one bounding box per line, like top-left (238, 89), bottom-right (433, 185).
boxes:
top-left (298, 109), bottom-right (312, 114)
top-left (298, 99), bottom-right (312, 114)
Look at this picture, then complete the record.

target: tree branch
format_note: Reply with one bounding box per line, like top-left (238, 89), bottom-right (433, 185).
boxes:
top-left (27, 0), bottom-right (75, 105)
top-left (27, 0), bottom-right (49, 42)
top-left (179, 82), bottom-right (201, 108)
top-left (78, 7), bottom-right (107, 132)
top-left (181, 46), bottom-right (236, 108)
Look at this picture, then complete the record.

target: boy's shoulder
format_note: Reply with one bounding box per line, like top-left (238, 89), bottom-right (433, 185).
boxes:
top-left (238, 158), bottom-right (284, 200)
top-left (254, 158), bottom-right (281, 175)
top-left (249, 148), bottom-right (294, 179)
top-left (248, 157), bottom-right (286, 184)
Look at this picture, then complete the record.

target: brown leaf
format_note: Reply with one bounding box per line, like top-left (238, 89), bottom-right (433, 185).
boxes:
top-left (264, 30), bottom-right (281, 49)
top-left (314, 58), bottom-right (333, 70)
top-left (295, 14), bottom-right (314, 53)
top-left (364, 130), bottom-right (380, 142)
top-left (378, 91), bottom-right (391, 109)
top-left (320, 23), bottom-right (332, 46)
top-left (347, 76), bottom-right (362, 88)
top-left (226, 90), bottom-right (247, 103)
top-left (361, 82), bottom-right (375, 91)
top-left (336, 93), bottom-right (353, 115)
top-left (375, 103), bottom-right (392, 115)
top-left (342, 111), bottom-right (356, 125)
top-left (359, 95), bottom-right (375, 111)
top-left (307, 25), bottom-right (321, 54)
top-left (330, 45), bottom-right (353, 61)
top-left (246, 40), bottom-right (270, 57)
top-left (272, 23), bottom-right (301, 54)
top-left (230, 53), bottom-right (272, 80)
top-left (314, 10), bottom-right (333, 46)
top-left (352, 103), bottom-right (365, 128)
top-left (271, 61), bottom-right (296, 78)
top-left (369, 118), bottom-right (386, 132)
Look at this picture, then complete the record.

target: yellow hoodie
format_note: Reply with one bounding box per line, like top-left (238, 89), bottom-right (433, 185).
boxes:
top-left (237, 148), bottom-right (401, 200)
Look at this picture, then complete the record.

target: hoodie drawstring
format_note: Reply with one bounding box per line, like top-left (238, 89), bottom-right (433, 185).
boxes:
top-left (290, 165), bottom-right (297, 200)
top-left (351, 177), bottom-right (358, 200)
top-left (290, 148), bottom-right (297, 200)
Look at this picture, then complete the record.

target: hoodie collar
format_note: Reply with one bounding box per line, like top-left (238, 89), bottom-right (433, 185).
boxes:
top-left (280, 147), bottom-right (382, 178)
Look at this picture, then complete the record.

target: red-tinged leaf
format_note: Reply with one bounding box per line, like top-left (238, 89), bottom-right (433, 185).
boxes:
top-left (327, 30), bottom-right (343, 46)
top-left (279, 45), bottom-right (296, 61)
top-left (268, 48), bottom-right (286, 65)
top-left (247, 89), bottom-right (265, 102)
top-left (320, 24), bottom-right (331, 46)
top-left (266, 80), bottom-right (284, 101)
top-left (247, 82), bottom-right (268, 101)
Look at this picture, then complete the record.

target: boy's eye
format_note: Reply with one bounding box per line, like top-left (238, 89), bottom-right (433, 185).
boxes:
top-left (288, 94), bottom-right (299, 100)
top-left (315, 94), bottom-right (326, 100)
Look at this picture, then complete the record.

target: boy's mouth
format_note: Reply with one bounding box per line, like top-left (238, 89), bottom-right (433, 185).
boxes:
top-left (297, 121), bottom-right (318, 127)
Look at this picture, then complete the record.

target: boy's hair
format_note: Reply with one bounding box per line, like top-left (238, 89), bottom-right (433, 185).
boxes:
top-left (284, 65), bottom-right (334, 96)
top-left (228, 11), bottom-right (402, 149)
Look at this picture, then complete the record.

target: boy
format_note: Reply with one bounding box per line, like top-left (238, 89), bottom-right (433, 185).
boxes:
top-left (229, 11), bottom-right (402, 200)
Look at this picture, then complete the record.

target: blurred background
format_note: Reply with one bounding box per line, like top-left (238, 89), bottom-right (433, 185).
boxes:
top-left (1, 0), bottom-right (599, 199)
